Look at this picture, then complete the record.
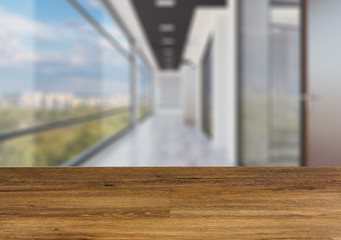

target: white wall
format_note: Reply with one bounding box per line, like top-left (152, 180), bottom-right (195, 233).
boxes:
top-left (212, 11), bottom-right (229, 149)
top-left (182, 66), bottom-right (197, 125)
top-left (225, 0), bottom-right (238, 165)
top-left (154, 71), bottom-right (183, 114)
top-left (182, 1), bottom-right (238, 165)
top-left (212, 6), bottom-right (237, 164)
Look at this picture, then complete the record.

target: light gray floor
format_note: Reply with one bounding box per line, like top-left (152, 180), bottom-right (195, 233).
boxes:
top-left (82, 113), bottom-right (233, 167)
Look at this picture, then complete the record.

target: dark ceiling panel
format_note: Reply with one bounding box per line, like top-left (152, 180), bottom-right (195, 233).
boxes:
top-left (131, 0), bottom-right (227, 70)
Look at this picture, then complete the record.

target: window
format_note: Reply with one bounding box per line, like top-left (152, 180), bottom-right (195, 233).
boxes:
top-left (137, 55), bottom-right (152, 119)
top-left (0, 0), bottom-right (132, 166)
top-left (75, 0), bottom-right (130, 52)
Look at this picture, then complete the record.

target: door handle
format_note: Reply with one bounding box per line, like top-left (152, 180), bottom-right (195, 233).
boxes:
top-left (301, 93), bottom-right (320, 114)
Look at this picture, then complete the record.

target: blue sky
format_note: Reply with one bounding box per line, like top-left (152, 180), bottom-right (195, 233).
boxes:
top-left (0, 0), bottom-right (135, 97)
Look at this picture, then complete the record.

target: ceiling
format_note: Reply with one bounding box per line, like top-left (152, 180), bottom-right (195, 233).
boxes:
top-left (131, 0), bottom-right (227, 70)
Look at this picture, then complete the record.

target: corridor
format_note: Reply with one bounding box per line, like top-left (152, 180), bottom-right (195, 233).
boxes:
top-left (82, 113), bottom-right (233, 167)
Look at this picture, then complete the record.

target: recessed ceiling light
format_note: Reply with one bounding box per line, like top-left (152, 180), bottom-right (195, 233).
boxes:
top-left (159, 23), bottom-right (176, 32)
top-left (163, 52), bottom-right (174, 57)
top-left (161, 37), bottom-right (176, 46)
top-left (155, 0), bottom-right (177, 8)
top-left (164, 57), bottom-right (174, 63)
top-left (163, 48), bottom-right (175, 55)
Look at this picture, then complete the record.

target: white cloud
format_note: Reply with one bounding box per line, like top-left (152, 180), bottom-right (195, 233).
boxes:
top-left (0, 32), bottom-right (36, 66)
top-left (0, 6), bottom-right (55, 67)
top-left (0, 4), bottom-right (130, 69)
top-left (0, 4), bottom-right (130, 95)
top-left (0, 7), bottom-right (55, 40)
top-left (0, 5), bottom-right (101, 67)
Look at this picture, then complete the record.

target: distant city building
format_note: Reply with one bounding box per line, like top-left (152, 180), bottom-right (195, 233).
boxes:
top-left (16, 91), bottom-right (129, 109)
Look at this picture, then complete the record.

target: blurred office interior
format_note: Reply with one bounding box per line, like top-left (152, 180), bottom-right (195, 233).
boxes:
top-left (0, 0), bottom-right (340, 167)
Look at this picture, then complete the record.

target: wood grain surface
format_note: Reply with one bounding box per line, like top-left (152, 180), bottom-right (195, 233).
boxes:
top-left (1, 167), bottom-right (341, 239)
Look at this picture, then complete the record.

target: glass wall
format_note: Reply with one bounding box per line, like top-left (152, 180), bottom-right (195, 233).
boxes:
top-left (137, 55), bottom-right (152, 119)
top-left (239, 0), bottom-right (302, 166)
top-left (75, 0), bottom-right (130, 52)
top-left (269, 1), bottom-right (301, 165)
top-left (0, 0), bottom-right (138, 166)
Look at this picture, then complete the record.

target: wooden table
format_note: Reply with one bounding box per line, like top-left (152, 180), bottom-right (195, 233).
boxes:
top-left (1, 167), bottom-right (340, 239)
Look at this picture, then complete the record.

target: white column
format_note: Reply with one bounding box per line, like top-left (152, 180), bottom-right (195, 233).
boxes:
top-left (226, 0), bottom-right (239, 165)
top-left (130, 42), bottom-right (138, 127)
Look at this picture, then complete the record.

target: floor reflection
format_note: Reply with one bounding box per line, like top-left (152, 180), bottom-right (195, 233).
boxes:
top-left (82, 113), bottom-right (233, 167)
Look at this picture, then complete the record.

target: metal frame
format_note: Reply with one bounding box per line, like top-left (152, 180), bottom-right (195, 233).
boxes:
top-left (101, 0), bottom-right (135, 44)
top-left (301, 0), bottom-right (308, 166)
top-left (237, 0), bottom-right (244, 166)
top-left (67, 0), bottom-right (131, 60)
top-left (0, 107), bottom-right (129, 142)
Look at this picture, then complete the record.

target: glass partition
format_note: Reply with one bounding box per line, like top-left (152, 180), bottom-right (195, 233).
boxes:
top-left (239, 0), bottom-right (302, 166)
top-left (269, 1), bottom-right (301, 165)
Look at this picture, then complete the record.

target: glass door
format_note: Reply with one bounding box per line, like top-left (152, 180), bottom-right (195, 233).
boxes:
top-left (239, 0), bottom-right (303, 166)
